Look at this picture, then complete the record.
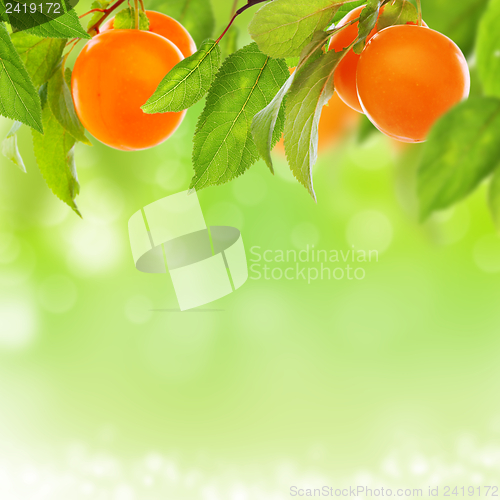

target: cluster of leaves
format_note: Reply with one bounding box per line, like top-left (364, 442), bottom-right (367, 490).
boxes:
top-left (148, 0), bottom-right (215, 47)
top-left (144, 0), bottom-right (500, 228)
top-left (143, 0), bottom-right (420, 201)
top-left (0, 0), bottom-right (90, 214)
top-left (0, 0), bottom-right (218, 214)
top-left (1, 0), bottom-right (500, 228)
top-left (0, 0), bottom-right (157, 214)
top-left (418, 0), bottom-right (500, 226)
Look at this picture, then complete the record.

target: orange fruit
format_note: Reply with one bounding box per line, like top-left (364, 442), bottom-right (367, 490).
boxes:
top-left (356, 25), bottom-right (470, 143)
top-left (329, 6), bottom-right (427, 113)
top-left (72, 30), bottom-right (186, 151)
top-left (329, 6), bottom-right (380, 113)
top-left (100, 10), bottom-right (196, 58)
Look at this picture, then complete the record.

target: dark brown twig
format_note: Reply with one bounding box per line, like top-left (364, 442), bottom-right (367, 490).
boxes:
top-left (86, 0), bottom-right (127, 34)
top-left (216, 0), bottom-right (268, 44)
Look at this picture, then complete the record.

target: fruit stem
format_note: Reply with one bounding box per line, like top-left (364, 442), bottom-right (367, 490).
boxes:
top-left (416, 0), bottom-right (423, 26)
top-left (215, 14), bottom-right (236, 44)
top-left (86, 0), bottom-right (127, 35)
top-left (215, 0), bottom-right (267, 44)
top-left (290, 18), bottom-right (358, 82)
top-left (79, 8), bottom-right (106, 18)
top-left (64, 38), bottom-right (79, 58)
top-left (134, 0), bottom-right (139, 29)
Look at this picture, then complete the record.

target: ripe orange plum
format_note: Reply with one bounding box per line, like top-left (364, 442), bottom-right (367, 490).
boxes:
top-left (356, 25), bottom-right (470, 143)
top-left (329, 6), bottom-right (426, 113)
top-left (72, 30), bottom-right (186, 151)
top-left (100, 10), bottom-right (196, 58)
top-left (329, 6), bottom-right (380, 113)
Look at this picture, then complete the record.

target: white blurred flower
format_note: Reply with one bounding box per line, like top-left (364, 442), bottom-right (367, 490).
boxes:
top-left (0, 294), bottom-right (37, 350)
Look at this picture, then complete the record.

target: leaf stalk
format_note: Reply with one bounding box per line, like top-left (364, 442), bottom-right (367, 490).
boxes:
top-left (134, 0), bottom-right (139, 29)
top-left (85, 0), bottom-right (127, 35)
top-left (416, 0), bottom-right (423, 26)
top-left (216, 0), bottom-right (268, 44)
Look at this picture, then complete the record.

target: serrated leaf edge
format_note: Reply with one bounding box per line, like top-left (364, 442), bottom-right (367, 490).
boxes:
top-left (190, 56), bottom-right (272, 191)
top-left (142, 39), bottom-right (220, 114)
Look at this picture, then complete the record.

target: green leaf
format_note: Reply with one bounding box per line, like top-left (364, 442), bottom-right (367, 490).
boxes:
top-left (64, 66), bottom-right (71, 87)
top-left (477, 0), bottom-right (500, 99)
top-left (39, 80), bottom-right (48, 107)
top-left (32, 104), bottom-right (81, 215)
top-left (331, 0), bottom-right (366, 24)
top-left (251, 29), bottom-right (331, 172)
top-left (421, 0), bottom-right (486, 55)
top-left (0, 3), bottom-right (7, 23)
top-left (8, 4), bottom-right (90, 39)
top-left (0, 23), bottom-right (42, 132)
top-left (488, 167), bottom-right (500, 231)
top-left (149, 0), bottom-right (215, 47)
top-left (142, 39), bottom-right (221, 114)
top-left (48, 64), bottom-right (91, 145)
top-left (2, 121), bottom-right (25, 172)
top-left (190, 43), bottom-right (288, 191)
top-left (249, 0), bottom-right (341, 58)
top-left (298, 29), bottom-right (333, 66)
top-left (11, 32), bottom-right (65, 87)
top-left (418, 97), bottom-right (500, 221)
top-left (353, 0), bottom-right (382, 54)
top-left (252, 71), bottom-right (294, 173)
top-left (114, 7), bottom-right (150, 30)
top-left (377, 0), bottom-right (418, 31)
top-left (284, 49), bottom-right (343, 200)
top-left (87, 0), bottom-right (111, 31)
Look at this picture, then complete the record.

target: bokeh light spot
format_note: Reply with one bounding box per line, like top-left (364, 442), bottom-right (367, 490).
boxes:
top-left (155, 161), bottom-right (189, 192)
top-left (0, 295), bottom-right (37, 350)
top-left (81, 178), bottom-right (125, 225)
top-left (473, 234), bottom-right (500, 273)
top-left (430, 205), bottom-right (471, 246)
top-left (64, 222), bottom-right (124, 276)
top-left (346, 210), bottom-right (393, 254)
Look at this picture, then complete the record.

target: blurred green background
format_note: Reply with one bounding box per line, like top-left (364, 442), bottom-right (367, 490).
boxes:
top-left (0, 0), bottom-right (499, 498)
